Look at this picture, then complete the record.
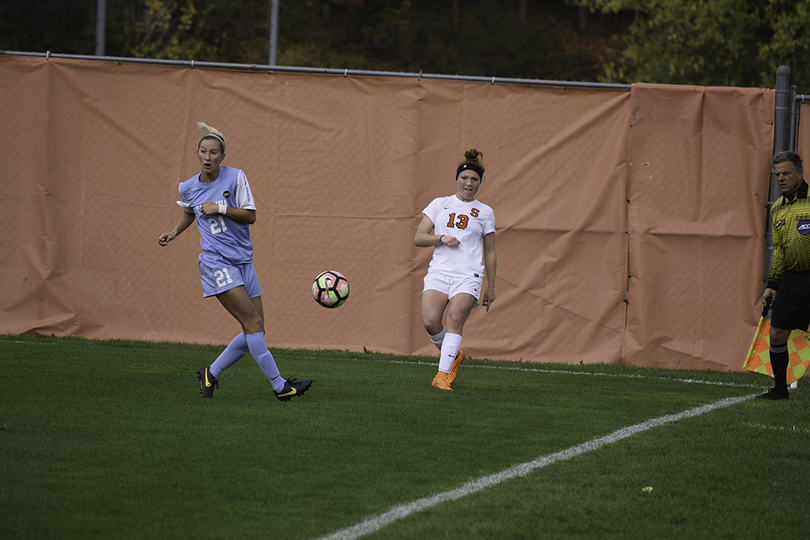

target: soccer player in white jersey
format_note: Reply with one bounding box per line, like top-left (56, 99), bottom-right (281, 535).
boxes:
top-left (158, 122), bottom-right (312, 401)
top-left (414, 148), bottom-right (497, 390)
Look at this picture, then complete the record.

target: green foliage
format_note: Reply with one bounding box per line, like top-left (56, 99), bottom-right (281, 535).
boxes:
top-left (757, 0), bottom-right (810, 90)
top-left (129, 0), bottom-right (273, 63)
top-left (131, 0), bottom-right (211, 60)
top-left (0, 0), bottom-right (627, 82)
top-left (0, 0), bottom-right (96, 53)
top-left (583, 0), bottom-right (810, 88)
top-left (2, 0), bottom-right (809, 87)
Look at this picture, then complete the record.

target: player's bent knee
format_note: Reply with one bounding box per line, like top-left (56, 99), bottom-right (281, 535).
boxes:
top-left (422, 317), bottom-right (443, 334)
top-left (237, 314), bottom-right (264, 335)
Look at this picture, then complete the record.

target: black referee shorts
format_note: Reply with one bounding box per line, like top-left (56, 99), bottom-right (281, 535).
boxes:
top-left (772, 270), bottom-right (810, 331)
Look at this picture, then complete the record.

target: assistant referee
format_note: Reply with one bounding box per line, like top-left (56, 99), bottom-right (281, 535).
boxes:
top-left (760, 151), bottom-right (810, 400)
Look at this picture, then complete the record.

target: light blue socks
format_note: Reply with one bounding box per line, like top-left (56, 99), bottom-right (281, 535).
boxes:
top-left (246, 332), bottom-right (286, 392)
top-left (210, 333), bottom-right (248, 379)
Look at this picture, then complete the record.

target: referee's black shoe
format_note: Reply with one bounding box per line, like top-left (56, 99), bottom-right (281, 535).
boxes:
top-left (197, 366), bottom-right (219, 398)
top-left (755, 387), bottom-right (789, 400)
top-left (274, 378), bottom-right (313, 401)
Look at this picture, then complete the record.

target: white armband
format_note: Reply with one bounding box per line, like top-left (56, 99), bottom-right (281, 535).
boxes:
top-left (218, 203), bottom-right (228, 215)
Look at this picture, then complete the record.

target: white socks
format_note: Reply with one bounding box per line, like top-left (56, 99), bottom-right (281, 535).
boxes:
top-left (429, 326), bottom-right (447, 350)
top-left (438, 333), bottom-right (462, 373)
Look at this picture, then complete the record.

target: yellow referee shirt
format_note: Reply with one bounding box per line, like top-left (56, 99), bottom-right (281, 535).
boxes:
top-left (768, 181), bottom-right (810, 289)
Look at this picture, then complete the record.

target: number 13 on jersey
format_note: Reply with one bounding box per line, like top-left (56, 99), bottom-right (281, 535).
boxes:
top-left (446, 207), bottom-right (480, 230)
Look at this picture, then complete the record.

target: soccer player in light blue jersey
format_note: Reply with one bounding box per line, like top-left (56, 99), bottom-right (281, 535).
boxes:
top-left (158, 122), bottom-right (312, 401)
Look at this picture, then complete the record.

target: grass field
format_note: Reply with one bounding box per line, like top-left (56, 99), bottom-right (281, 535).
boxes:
top-left (2, 334), bottom-right (809, 539)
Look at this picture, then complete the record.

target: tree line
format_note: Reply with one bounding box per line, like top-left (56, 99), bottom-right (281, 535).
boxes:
top-left (1, 0), bottom-right (809, 89)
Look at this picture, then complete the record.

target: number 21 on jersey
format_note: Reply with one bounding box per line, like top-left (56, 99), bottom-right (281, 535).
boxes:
top-left (207, 216), bottom-right (228, 235)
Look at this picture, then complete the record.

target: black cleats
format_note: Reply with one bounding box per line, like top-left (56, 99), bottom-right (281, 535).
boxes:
top-left (274, 378), bottom-right (313, 401)
top-left (197, 368), bottom-right (312, 401)
top-left (197, 366), bottom-right (219, 398)
top-left (755, 387), bottom-right (789, 401)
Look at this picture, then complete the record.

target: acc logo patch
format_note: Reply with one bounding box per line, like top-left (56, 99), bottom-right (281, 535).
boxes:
top-left (798, 221), bottom-right (810, 235)
top-left (223, 191), bottom-right (231, 198)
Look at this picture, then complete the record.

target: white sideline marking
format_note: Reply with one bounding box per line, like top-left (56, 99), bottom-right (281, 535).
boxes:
top-left (4, 339), bottom-right (764, 389)
top-left (381, 358), bottom-right (764, 389)
top-left (315, 394), bottom-right (755, 540)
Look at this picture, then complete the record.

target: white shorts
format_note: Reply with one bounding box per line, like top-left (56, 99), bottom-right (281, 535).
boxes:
top-left (422, 268), bottom-right (481, 309)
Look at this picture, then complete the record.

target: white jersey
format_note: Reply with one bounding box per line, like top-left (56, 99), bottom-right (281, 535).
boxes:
top-left (422, 195), bottom-right (496, 278)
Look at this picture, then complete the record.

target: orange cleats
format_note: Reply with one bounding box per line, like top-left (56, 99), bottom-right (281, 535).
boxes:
top-left (447, 349), bottom-right (464, 384)
top-left (432, 349), bottom-right (464, 390)
top-left (431, 370), bottom-right (453, 391)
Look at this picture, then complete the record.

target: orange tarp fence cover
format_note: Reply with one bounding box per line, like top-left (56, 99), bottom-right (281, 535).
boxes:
top-left (0, 56), bottom-right (774, 371)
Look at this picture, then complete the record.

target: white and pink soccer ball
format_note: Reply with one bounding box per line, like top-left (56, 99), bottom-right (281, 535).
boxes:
top-left (312, 270), bottom-right (350, 308)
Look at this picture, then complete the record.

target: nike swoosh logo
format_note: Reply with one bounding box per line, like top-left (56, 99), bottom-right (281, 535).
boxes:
top-left (204, 372), bottom-right (213, 387)
top-left (277, 388), bottom-right (297, 398)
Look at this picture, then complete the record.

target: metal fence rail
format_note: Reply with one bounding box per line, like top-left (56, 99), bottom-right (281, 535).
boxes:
top-left (2, 50), bottom-right (632, 90)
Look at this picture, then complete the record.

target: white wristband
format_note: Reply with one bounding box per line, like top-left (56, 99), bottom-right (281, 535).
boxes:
top-left (218, 203), bottom-right (228, 215)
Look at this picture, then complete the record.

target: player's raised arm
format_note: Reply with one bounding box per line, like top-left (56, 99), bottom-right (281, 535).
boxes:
top-left (414, 214), bottom-right (439, 247)
top-left (415, 214), bottom-right (458, 247)
top-left (158, 210), bottom-right (195, 246)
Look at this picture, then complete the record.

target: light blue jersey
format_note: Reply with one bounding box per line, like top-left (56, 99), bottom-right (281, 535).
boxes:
top-left (178, 166), bottom-right (257, 266)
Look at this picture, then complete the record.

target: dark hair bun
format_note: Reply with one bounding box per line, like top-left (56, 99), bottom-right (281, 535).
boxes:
top-left (464, 149), bottom-right (483, 162)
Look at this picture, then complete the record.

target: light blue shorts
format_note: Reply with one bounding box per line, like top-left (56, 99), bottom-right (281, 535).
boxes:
top-left (199, 256), bottom-right (262, 298)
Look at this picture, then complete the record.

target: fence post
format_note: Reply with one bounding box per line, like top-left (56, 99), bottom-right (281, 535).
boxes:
top-left (269, 0), bottom-right (279, 66)
top-left (766, 66), bottom-right (791, 283)
top-left (789, 85), bottom-right (799, 152)
top-left (95, 0), bottom-right (106, 56)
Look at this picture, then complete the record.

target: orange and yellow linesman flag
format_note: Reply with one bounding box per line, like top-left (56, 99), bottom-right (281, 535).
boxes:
top-left (744, 308), bottom-right (810, 383)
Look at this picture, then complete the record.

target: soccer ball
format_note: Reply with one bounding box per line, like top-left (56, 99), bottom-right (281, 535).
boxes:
top-left (312, 270), bottom-right (350, 308)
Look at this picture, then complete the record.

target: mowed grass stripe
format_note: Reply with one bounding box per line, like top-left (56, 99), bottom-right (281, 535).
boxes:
top-left (1, 335), bottom-right (762, 389)
top-left (3, 335), bottom-right (800, 540)
top-left (315, 394), bottom-right (755, 540)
